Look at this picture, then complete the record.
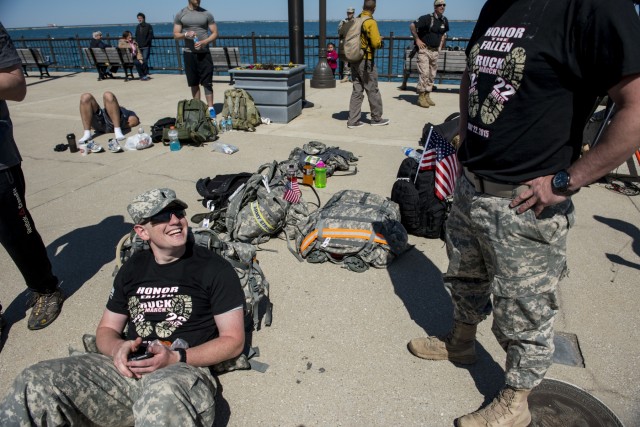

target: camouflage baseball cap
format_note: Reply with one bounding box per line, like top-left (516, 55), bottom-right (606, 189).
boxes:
top-left (347, 7), bottom-right (355, 12)
top-left (127, 188), bottom-right (188, 224)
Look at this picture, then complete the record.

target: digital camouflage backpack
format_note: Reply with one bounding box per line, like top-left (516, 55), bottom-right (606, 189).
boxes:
top-left (194, 161), bottom-right (312, 246)
top-left (163, 99), bottom-right (218, 145)
top-left (293, 189), bottom-right (410, 272)
top-left (220, 88), bottom-right (262, 132)
top-left (114, 228), bottom-right (272, 331)
top-left (282, 141), bottom-right (358, 177)
top-left (338, 15), bottom-right (372, 63)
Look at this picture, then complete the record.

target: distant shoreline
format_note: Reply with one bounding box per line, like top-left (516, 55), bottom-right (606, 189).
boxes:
top-left (8, 19), bottom-right (477, 31)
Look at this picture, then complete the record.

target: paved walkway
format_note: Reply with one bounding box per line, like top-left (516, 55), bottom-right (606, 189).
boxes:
top-left (0, 71), bottom-right (639, 426)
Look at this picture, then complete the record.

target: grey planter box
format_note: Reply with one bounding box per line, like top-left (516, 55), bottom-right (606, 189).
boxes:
top-left (229, 65), bottom-right (306, 123)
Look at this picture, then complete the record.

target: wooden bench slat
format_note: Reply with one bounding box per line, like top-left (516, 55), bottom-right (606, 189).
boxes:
top-left (17, 48), bottom-right (51, 79)
top-left (209, 46), bottom-right (243, 84)
top-left (401, 46), bottom-right (466, 89)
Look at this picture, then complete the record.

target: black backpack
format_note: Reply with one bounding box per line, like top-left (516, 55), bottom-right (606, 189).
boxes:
top-left (150, 117), bottom-right (176, 143)
top-left (196, 172), bottom-right (253, 210)
top-left (390, 157), bottom-right (449, 240)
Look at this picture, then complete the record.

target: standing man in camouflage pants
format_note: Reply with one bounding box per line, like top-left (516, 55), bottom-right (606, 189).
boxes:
top-left (0, 188), bottom-right (245, 426)
top-left (337, 7), bottom-right (355, 83)
top-left (409, 0), bottom-right (448, 108)
top-left (408, 1), bottom-right (640, 426)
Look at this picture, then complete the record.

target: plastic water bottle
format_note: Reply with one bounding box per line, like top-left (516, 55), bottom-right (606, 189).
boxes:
top-left (168, 126), bottom-right (180, 151)
top-left (302, 162), bottom-right (314, 186)
top-left (226, 114), bottom-right (233, 132)
top-left (402, 146), bottom-right (422, 162)
top-left (314, 160), bottom-right (327, 188)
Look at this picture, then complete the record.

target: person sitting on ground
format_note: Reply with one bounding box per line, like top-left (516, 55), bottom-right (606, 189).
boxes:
top-left (77, 91), bottom-right (139, 143)
top-left (89, 31), bottom-right (118, 78)
top-left (117, 30), bottom-right (149, 81)
top-left (0, 188), bottom-right (246, 426)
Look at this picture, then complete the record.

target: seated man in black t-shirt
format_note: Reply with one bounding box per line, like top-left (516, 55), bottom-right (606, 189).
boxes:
top-left (0, 188), bottom-right (245, 426)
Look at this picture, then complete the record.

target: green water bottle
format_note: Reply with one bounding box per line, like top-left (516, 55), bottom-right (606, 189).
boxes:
top-left (314, 160), bottom-right (327, 188)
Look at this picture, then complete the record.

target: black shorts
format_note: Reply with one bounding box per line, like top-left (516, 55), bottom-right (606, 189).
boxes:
top-left (183, 51), bottom-right (213, 88)
top-left (90, 108), bottom-right (131, 133)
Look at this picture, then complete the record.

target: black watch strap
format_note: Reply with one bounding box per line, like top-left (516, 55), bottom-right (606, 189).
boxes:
top-left (176, 348), bottom-right (187, 364)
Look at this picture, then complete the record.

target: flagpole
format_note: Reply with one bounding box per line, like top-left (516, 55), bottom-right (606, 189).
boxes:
top-left (414, 126), bottom-right (434, 184)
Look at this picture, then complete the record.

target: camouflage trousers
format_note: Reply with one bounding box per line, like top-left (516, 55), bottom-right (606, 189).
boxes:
top-left (416, 48), bottom-right (439, 93)
top-left (444, 176), bottom-right (574, 390)
top-left (0, 352), bottom-right (217, 427)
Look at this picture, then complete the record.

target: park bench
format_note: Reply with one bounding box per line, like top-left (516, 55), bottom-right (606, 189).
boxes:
top-left (84, 47), bottom-right (135, 82)
top-left (16, 48), bottom-right (52, 79)
top-left (400, 46), bottom-right (466, 90)
top-left (209, 46), bottom-right (242, 84)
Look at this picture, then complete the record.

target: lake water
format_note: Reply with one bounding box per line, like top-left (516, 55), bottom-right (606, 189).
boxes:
top-left (7, 20), bottom-right (476, 40)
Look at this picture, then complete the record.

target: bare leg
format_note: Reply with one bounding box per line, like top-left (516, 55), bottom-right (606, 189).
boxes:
top-left (79, 93), bottom-right (99, 142)
top-left (205, 93), bottom-right (213, 109)
top-left (79, 93), bottom-right (99, 131)
top-left (190, 86), bottom-right (201, 101)
top-left (102, 91), bottom-right (122, 128)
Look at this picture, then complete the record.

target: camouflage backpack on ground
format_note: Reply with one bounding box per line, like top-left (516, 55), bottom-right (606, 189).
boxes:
top-left (220, 88), bottom-right (262, 132)
top-left (282, 141), bottom-right (359, 177)
top-left (293, 189), bottom-right (410, 272)
top-left (163, 99), bottom-right (218, 145)
top-left (114, 228), bottom-right (271, 331)
top-left (193, 161), bottom-right (313, 246)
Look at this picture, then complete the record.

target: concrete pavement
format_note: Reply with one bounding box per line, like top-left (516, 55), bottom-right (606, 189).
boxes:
top-left (0, 71), bottom-right (639, 426)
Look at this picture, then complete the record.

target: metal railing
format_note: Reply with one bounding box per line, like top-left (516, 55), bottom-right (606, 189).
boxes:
top-left (12, 33), bottom-right (469, 82)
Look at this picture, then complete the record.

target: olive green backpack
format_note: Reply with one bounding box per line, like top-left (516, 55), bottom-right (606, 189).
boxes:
top-left (220, 88), bottom-right (262, 132)
top-left (163, 99), bottom-right (218, 145)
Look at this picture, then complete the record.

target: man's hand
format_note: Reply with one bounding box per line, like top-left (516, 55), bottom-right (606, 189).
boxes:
top-left (111, 337), bottom-right (144, 378)
top-left (416, 39), bottom-right (427, 50)
top-left (125, 340), bottom-right (180, 379)
top-left (509, 175), bottom-right (568, 217)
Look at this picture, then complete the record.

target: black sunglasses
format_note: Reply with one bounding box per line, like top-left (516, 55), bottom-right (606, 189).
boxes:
top-left (438, 3), bottom-right (446, 6)
top-left (141, 208), bottom-right (186, 225)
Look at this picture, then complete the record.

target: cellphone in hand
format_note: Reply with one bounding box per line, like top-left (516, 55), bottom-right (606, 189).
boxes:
top-left (128, 345), bottom-right (151, 361)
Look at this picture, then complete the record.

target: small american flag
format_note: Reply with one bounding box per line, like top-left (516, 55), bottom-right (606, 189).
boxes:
top-left (283, 177), bottom-right (302, 203)
top-left (419, 127), bottom-right (460, 200)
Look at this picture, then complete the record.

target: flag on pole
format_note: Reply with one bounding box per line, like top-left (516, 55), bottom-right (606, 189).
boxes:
top-left (425, 129), bottom-right (459, 200)
top-left (283, 177), bottom-right (302, 203)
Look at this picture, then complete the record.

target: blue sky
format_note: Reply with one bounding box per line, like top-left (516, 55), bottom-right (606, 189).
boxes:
top-left (1, 0), bottom-right (482, 28)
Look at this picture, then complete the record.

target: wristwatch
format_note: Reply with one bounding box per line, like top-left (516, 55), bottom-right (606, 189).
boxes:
top-left (551, 170), bottom-right (571, 194)
top-left (176, 348), bottom-right (187, 364)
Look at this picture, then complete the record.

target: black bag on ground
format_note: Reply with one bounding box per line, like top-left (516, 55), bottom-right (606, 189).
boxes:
top-left (151, 117), bottom-right (176, 143)
top-left (196, 172), bottom-right (253, 210)
top-left (390, 157), bottom-right (449, 239)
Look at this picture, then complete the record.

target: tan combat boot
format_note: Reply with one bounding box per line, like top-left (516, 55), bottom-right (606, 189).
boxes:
top-left (407, 321), bottom-right (477, 364)
top-left (425, 92), bottom-right (436, 106)
top-left (417, 92), bottom-right (430, 108)
top-left (456, 386), bottom-right (532, 427)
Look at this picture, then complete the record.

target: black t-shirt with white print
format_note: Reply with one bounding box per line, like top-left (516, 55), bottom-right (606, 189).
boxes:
top-left (107, 241), bottom-right (244, 348)
top-left (459, 0), bottom-right (640, 183)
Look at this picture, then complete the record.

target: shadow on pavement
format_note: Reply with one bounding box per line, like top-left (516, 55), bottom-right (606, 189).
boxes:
top-left (1, 215), bottom-right (131, 335)
top-left (388, 246), bottom-right (505, 405)
top-left (593, 215), bottom-right (640, 270)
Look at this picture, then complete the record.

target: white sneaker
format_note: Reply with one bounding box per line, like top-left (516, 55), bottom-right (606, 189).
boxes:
top-left (85, 140), bottom-right (103, 153)
top-left (107, 139), bottom-right (123, 153)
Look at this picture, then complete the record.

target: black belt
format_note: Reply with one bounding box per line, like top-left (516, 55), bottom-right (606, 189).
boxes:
top-left (463, 167), bottom-right (528, 199)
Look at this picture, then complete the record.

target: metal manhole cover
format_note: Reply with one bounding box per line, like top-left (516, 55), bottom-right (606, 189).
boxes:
top-left (529, 378), bottom-right (624, 427)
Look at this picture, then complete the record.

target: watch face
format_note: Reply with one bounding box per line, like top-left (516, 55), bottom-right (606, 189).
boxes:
top-left (553, 171), bottom-right (570, 192)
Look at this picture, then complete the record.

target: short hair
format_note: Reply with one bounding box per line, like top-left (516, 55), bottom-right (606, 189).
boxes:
top-left (137, 12), bottom-right (145, 19)
top-left (92, 31), bottom-right (102, 39)
top-left (363, 0), bottom-right (376, 12)
top-left (122, 30), bottom-right (132, 38)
